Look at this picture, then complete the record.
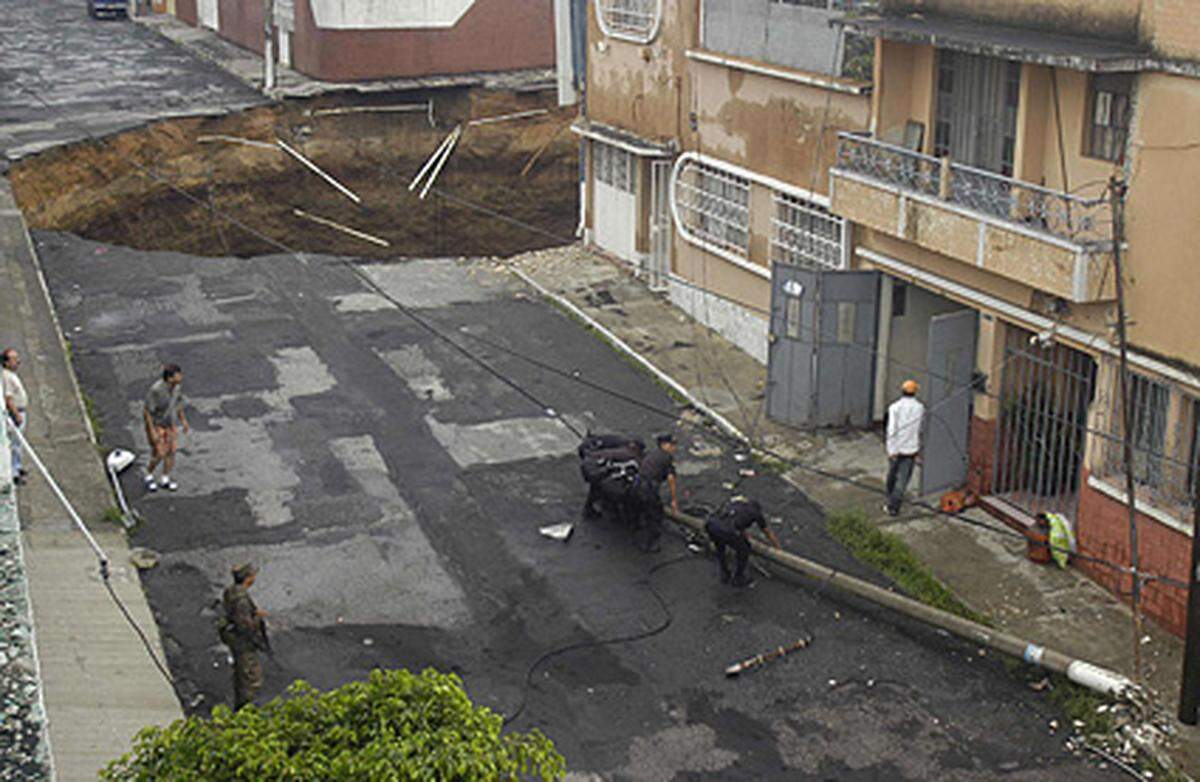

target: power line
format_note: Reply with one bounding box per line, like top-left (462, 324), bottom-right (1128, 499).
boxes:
top-left (3, 47), bottom-right (1184, 604)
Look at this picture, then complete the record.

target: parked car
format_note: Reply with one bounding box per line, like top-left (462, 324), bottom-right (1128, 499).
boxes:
top-left (87, 0), bottom-right (128, 18)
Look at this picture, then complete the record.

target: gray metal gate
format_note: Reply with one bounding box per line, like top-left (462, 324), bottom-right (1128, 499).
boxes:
top-left (921, 309), bottom-right (978, 495)
top-left (767, 265), bottom-right (879, 428)
top-left (992, 328), bottom-right (1096, 521)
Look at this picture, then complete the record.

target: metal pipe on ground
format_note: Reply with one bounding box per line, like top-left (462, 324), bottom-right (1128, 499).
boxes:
top-left (665, 507), bottom-right (1135, 699)
top-left (276, 138), bottom-right (362, 205)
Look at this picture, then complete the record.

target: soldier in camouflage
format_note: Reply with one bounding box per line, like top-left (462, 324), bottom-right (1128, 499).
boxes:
top-left (221, 563), bottom-right (267, 710)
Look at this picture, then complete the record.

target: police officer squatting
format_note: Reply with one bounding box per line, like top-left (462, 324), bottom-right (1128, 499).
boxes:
top-left (577, 431), bottom-right (781, 581)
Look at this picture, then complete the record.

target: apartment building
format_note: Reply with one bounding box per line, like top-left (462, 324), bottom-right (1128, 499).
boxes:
top-left (173, 0), bottom-right (554, 81)
top-left (829, 0), bottom-right (1200, 635)
top-left (576, 0), bottom-right (872, 365)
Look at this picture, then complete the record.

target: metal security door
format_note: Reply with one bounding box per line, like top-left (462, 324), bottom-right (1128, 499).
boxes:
top-left (647, 159), bottom-right (672, 290)
top-left (593, 142), bottom-right (637, 264)
top-left (921, 309), bottom-right (977, 495)
top-left (767, 267), bottom-right (879, 428)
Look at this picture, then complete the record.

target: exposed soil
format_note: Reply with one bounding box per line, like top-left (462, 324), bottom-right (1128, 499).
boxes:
top-left (10, 88), bottom-right (579, 259)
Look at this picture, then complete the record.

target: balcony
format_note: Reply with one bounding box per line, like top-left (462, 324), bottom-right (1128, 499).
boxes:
top-left (830, 133), bottom-right (1115, 303)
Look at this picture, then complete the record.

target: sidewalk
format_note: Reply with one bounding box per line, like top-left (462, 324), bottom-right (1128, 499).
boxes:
top-left (135, 13), bottom-right (555, 99)
top-left (0, 180), bottom-right (180, 779)
top-left (509, 243), bottom-right (1200, 774)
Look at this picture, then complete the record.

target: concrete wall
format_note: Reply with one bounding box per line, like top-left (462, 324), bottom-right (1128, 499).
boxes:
top-left (1145, 0), bottom-right (1200, 61)
top-left (872, 40), bottom-right (936, 149)
top-left (176, 0), bottom-right (197, 25)
top-left (883, 283), bottom-right (965, 400)
top-left (306, 0), bottom-right (476, 28)
top-left (1122, 71), bottom-right (1200, 368)
top-left (882, 0), bottom-right (1140, 43)
top-left (701, 0), bottom-right (845, 75)
top-left (218, 0), bottom-right (265, 53)
top-left (668, 276), bottom-right (770, 364)
top-left (586, 0), bottom-right (694, 144)
top-left (260, 0), bottom-right (555, 81)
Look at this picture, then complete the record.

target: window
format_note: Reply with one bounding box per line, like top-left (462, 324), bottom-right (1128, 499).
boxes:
top-left (1087, 74), bottom-right (1133, 162)
top-left (770, 193), bottom-right (845, 270)
top-left (1128, 374), bottom-right (1169, 487)
top-left (593, 141), bottom-right (635, 194)
top-left (673, 160), bottom-right (751, 257)
top-left (595, 0), bottom-right (660, 44)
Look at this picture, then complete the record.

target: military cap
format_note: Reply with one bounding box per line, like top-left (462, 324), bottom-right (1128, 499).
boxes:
top-left (655, 432), bottom-right (676, 445)
top-left (232, 562), bottom-right (258, 581)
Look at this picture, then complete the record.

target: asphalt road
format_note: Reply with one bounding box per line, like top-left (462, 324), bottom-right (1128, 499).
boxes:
top-left (0, 0), bottom-right (262, 160)
top-left (33, 229), bottom-right (1123, 780)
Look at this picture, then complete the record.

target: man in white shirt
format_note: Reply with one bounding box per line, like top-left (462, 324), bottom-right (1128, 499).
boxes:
top-left (2, 349), bottom-right (29, 486)
top-left (885, 379), bottom-right (925, 516)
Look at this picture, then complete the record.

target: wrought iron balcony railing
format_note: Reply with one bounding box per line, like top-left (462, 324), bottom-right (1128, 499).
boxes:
top-left (834, 133), bottom-right (1112, 247)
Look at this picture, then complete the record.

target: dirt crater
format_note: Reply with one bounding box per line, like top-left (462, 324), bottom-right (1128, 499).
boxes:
top-left (11, 88), bottom-right (579, 259)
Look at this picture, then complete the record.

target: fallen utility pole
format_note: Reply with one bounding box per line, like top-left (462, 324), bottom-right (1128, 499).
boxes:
top-left (311, 103), bottom-right (431, 117)
top-left (292, 208), bottom-right (389, 247)
top-left (666, 508), bottom-right (1135, 698)
top-left (276, 139), bottom-right (362, 205)
top-left (468, 108), bottom-right (549, 127)
top-left (197, 135), bottom-right (279, 150)
top-left (725, 637), bottom-right (811, 677)
top-left (409, 125), bottom-right (460, 193)
top-left (418, 125), bottom-right (462, 201)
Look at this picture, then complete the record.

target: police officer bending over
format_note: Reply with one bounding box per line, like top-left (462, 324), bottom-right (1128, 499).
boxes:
top-left (578, 434), bottom-right (644, 521)
top-left (633, 433), bottom-right (680, 553)
top-left (705, 497), bottom-right (782, 587)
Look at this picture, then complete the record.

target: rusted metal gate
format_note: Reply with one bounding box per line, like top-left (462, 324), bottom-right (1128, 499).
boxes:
top-left (992, 329), bottom-right (1096, 521)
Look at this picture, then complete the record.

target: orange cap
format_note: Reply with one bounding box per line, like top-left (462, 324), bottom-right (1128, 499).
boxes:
top-left (901, 379), bottom-right (920, 395)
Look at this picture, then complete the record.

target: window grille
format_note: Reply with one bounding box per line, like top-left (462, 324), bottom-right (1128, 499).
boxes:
top-left (1128, 374), bottom-right (1169, 488)
top-left (673, 160), bottom-right (750, 257)
top-left (593, 141), bottom-right (635, 194)
top-left (1087, 74), bottom-right (1133, 162)
top-left (770, 193), bottom-right (845, 270)
top-left (595, 0), bottom-right (660, 43)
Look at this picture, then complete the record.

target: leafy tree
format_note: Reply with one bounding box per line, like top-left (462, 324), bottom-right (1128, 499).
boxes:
top-left (102, 668), bottom-right (564, 781)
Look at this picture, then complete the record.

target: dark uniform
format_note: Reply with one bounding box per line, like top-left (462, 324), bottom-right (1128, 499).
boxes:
top-left (581, 444), bottom-right (641, 521)
top-left (633, 445), bottom-right (674, 552)
top-left (221, 564), bottom-right (266, 710)
top-left (705, 499), bottom-right (767, 586)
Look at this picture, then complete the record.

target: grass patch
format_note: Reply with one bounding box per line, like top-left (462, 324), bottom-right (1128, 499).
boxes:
top-left (80, 390), bottom-right (104, 447)
top-left (826, 508), bottom-right (991, 626)
top-left (101, 505), bottom-right (125, 527)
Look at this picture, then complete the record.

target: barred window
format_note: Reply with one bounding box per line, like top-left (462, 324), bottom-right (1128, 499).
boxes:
top-left (594, 141), bottom-right (634, 194)
top-left (1128, 374), bottom-right (1169, 488)
top-left (770, 193), bottom-right (845, 270)
top-left (595, 0), bottom-right (660, 43)
top-left (674, 161), bottom-right (750, 257)
top-left (1087, 74), bottom-right (1132, 163)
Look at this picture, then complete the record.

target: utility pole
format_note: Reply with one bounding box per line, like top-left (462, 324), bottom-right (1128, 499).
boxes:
top-left (1109, 175), bottom-right (1143, 684)
top-left (1180, 482), bottom-right (1200, 723)
top-left (263, 0), bottom-right (276, 93)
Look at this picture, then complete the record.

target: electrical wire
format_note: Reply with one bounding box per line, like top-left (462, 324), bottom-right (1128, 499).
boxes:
top-left (501, 553), bottom-right (696, 727)
top-left (2, 47), bottom-right (1186, 624)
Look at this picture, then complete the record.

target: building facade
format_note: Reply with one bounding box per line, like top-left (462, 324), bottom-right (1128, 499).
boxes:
top-left (831, 0), bottom-right (1200, 635)
top-left (576, 0), bottom-right (873, 363)
top-left (173, 0), bottom-right (555, 82)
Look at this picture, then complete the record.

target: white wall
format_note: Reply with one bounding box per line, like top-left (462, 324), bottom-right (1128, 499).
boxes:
top-left (668, 276), bottom-right (770, 365)
top-left (309, 0), bottom-right (476, 29)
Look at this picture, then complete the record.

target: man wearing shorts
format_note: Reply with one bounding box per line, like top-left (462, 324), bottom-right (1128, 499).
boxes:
top-left (143, 363), bottom-right (189, 492)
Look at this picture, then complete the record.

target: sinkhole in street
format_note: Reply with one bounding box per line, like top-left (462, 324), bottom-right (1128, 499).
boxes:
top-left (10, 89), bottom-right (579, 259)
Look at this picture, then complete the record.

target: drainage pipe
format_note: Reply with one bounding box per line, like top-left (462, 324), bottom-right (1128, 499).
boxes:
top-left (666, 507), bottom-right (1135, 699)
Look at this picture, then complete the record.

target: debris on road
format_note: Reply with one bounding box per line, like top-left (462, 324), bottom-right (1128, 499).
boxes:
top-left (277, 139), bottom-right (362, 204)
top-left (725, 637), bottom-right (811, 677)
top-left (539, 523), bottom-right (574, 542)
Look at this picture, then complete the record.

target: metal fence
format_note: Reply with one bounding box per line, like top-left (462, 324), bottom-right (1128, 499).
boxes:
top-left (992, 331), bottom-right (1096, 521)
top-left (835, 133), bottom-right (1112, 246)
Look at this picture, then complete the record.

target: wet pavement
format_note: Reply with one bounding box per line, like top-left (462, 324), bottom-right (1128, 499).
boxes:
top-left (33, 229), bottom-right (1124, 779)
top-left (0, 0), bottom-right (263, 160)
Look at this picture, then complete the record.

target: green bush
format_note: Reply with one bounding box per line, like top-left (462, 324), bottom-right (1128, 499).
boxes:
top-left (101, 668), bottom-right (565, 782)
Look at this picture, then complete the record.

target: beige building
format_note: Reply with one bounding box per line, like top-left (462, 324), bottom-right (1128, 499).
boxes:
top-left (575, 0), bottom-right (873, 363)
top-left (576, 0), bottom-right (1200, 636)
top-left (831, 0), bottom-right (1200, 635)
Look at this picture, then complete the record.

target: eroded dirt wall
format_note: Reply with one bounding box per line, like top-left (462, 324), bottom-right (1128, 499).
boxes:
top-left (10, 89), bottom-right (579, 260)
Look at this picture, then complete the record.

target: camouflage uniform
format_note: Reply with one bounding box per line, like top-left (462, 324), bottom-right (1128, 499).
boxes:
top-left (221, 570), bottom-right (265, 710)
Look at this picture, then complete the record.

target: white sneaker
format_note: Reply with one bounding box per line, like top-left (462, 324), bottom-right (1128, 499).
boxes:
top-left (144, 475), bottom-right (158, 492)
top-left (159, 478), bottom-right (178, 492)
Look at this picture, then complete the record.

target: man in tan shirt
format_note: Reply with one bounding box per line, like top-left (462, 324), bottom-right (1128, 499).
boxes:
top-left (2, 349), bottom-right (29, 485)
